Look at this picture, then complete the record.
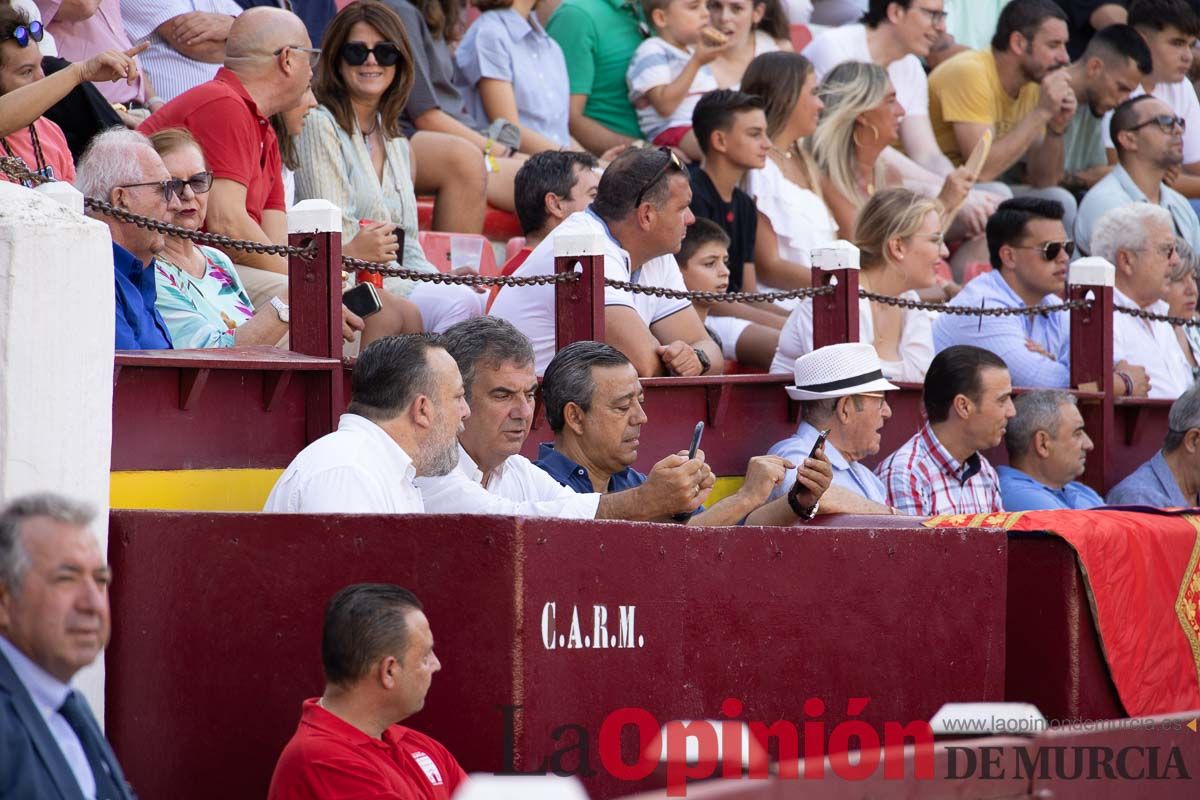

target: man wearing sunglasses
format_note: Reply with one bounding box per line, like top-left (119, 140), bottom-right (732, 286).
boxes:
top-left (935, 196), bottom-right (1150, 396)
top-left (139, 6), bottom-right (317, 309)
top-left (491, 146), bottom-right (723, 377)
top-left (1077, 94), bottom-right (1200, 255)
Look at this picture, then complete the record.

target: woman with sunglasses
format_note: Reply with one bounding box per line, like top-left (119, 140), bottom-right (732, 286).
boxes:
top-left (0, 9), bottom-right (73, 184)
top-left (770, 188), bottom-right (943, 381)
top-left (296, 0), bottom-right (485, 333)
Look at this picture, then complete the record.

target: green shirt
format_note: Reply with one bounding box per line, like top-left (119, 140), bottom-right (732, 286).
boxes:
top-left (1062, 104), bottom-right (1107, 174)
top-left (547, 0), bottom-right (646, 139)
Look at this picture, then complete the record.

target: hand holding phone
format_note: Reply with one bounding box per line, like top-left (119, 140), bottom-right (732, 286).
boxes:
top-left (342, 282), bottom-right (383, 319)
top-left (673, 422), bottom-right (706, 522)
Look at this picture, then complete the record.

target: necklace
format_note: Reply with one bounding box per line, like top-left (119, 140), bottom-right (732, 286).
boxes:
top-left (768, 144), bottom-right (794, 160)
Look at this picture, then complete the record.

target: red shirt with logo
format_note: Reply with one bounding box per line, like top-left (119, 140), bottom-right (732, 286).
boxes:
top-left (138, 68), bottom-right (284, 225)
top-left (268, 699), bottom-right (468, 800)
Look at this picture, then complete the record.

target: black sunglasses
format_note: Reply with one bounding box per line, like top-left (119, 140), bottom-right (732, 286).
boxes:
top-left (3, 21), bottom-right (43, 48)
top-left (633, 146), bottom-right (685, 208)
top-left (119, 172), bottom-right (213, 203)
top-left (1128, 114), bottom-right (1187, 134)
top-left (340, 41), bottom-right (402, 67)
top-left (1012, 239), bottom-right (1075, 260)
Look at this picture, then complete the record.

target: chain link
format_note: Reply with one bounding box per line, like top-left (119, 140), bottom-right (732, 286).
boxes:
top-left (602, 279), bottom-right (835, 303)
top-left (1113, 304), bottom-right (1200, 327)
top-left (344, 256), bottom-right (579, 287)
top-left (858, 289), bottom-right (1091, 316)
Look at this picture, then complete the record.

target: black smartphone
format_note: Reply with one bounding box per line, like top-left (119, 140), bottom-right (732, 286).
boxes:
top-left (393, 227), bottom-right (405, 263)
top-left (687, 421), bottom-right (705, 460)
top-left (809, 428), bottom-right (830, 459)
top-left (342, 282), bottom-right (383, 319)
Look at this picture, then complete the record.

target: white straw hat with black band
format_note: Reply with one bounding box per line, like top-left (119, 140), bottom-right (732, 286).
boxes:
top-left (785, 342), bottom-right (900, 401)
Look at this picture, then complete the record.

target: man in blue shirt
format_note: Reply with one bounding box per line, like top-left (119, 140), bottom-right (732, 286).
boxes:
top-left (933, 196), bottom-right (1148, 394)
top-left (535, 340), bottom-right (834, 525)
top-left (998, 389), bottom-right (1104, 510)
top-left (1108, 381), bottom-right (1200, 506)
top-left (76, 128), bottom-right (178, 350)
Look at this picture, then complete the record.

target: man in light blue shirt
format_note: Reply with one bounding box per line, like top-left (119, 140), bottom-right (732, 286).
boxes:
top-left (934, 196), bottom-right (1148, 394)
top-left (1076, 95), bottom-right (1200, 255)
top-left (998, 390), bottom-right (1104, 511)
top-left (768, 342), bottom-right (897, 512)
top-left (1107, 382), bottom-right (1200, 506)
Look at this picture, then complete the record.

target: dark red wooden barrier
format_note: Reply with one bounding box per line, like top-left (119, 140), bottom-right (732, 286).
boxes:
top-left (105, 511), bottom-right (1008, 799)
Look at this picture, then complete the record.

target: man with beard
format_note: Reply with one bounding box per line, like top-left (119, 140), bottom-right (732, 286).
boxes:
top-left (264, 335), bottom-right (470, 513)
top-left (927, 0), bottom-right (1077, 221)
top-left (1077, 95), bottom-right (1200, 253)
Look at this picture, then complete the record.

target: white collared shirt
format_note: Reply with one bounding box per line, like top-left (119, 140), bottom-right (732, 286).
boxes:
top-left (416, 444), bottom-right (600, 518)
top-left (0, 636), bottom-right (95, 798)
top-left (1113, 287), bottom-right (1195, 400)
top-left (264, 414), bottom-right (424, 514)
top-left (490, 209), bottom-right (692, 373)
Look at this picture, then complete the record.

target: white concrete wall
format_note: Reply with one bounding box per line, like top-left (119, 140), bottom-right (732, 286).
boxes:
top-left (0, 181), bottom-right (115, 721)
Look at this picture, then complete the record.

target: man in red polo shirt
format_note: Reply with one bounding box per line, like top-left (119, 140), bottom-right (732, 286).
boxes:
top-left (139, 5), bottom-right (315, 308)
top-left (268, 583), bottom-right (468, 799)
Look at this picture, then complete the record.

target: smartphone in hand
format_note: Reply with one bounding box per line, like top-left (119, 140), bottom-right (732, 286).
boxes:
top-left (342, 282), bottom-right (383, 319)
top-left (808, 428), bottom-right (830, 460)
top-left (673, 422), bottom-right (706, 523)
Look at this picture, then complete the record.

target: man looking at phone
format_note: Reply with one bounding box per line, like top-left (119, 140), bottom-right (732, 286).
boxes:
top-left (535, 341), bottom-right (835, 526)
top-left (768, 343), bottom-right (899, 514)
top-left (416, 317), bottom-right (713, 520)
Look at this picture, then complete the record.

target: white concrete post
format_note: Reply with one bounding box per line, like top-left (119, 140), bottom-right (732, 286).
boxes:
top-left (0, 182), bottom-right (115, 722)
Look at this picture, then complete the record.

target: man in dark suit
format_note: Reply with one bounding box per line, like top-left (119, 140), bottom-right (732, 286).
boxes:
top-left (0, 493), bottom-right (134, 800)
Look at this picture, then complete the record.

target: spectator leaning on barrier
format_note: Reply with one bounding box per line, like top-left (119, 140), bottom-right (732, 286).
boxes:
top-left (767, 342), bottom-right (898, 513)
top-left (491, 146), bottom-right (724, 377)
top-left (876, 345), bottom-right (1014, 517)
top-left (0, 493), bottom-right (135, 800)
top-left (998, 390), bottom-right (1104, 510)
top-left (1077, 95), bottom-right (1200, 254)
top-left (268, 583), bottom-right (468, 799)
top-left (535, 341), bottom-right (838, 525)
top-left (1090, 202), bottom-right (1196, 399)
top-left (416, 317), bottom-right (715, 519)
top-left (1107, 379), bottom-right (1200, 505)
top-left (934, 196), bottom-right (1151, 396)
top-left (76, 128), bottom-right (179, 350)
top-left (120, 0), bottom-right (243, 104)
top-left (264, 335), bottom-right (470, 514)
top-left (510, 149), bottom-right (600, 270)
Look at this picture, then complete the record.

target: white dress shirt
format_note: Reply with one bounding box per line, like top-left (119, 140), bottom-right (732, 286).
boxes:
top-left (1113, 287), bottom-right (1195, 400)
top-left (416, 444), bottom-right (601, 518)
top-left (264, 414), bottom-right (424, 514)
top-left (0, 636), bottom-right (95, 798)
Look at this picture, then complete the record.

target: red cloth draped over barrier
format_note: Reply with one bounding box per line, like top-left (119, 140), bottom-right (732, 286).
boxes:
top-left (925, 508), bottom-right (1200, 717)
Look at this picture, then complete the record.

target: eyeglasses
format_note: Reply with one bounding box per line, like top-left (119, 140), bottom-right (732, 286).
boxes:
top-left (340, 41), bottom-right (403, 67)
top-left (1012, 240), bottom-right (1075, 260)
top-left (1128, 114), bottom-right (1187, 134)
top-left (273, 45), bottom-right (322, 68)
top-left (633, 146), bottom-right (685, 208)
top-left (1140, 241), bottom-right (1179, 260)
top-left (2, 21), bottom-right (44, 48)
top-left (118, 171), bottom-right (213, 203)
top-left (915, 6), bottom-right (949, 25)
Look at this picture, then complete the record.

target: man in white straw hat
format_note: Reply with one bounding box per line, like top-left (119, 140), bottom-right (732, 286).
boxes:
top-left (767, 343), bottom-right (899, 513)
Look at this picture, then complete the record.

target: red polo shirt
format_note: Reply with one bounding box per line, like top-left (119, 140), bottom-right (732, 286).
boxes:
top-left (268, 699), bottom-right (468, 800)
top-left (138, 68), bottom-right (284, 225)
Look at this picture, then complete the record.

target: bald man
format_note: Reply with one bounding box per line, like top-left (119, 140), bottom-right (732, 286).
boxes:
top-left (139, 6), bottom-right (317, 308)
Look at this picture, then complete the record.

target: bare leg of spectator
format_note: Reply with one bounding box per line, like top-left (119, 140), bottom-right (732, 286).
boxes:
top-left (485, 155), bottom-right (520, 213)
top-left (234, 265), bottom-right (289, 312)
top-left (411, 131), bottom-right (487, 234)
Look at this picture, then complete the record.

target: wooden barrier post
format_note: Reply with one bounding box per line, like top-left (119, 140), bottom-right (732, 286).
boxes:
top-left (1067, 257), bottom-right (1115, 493)
top-left (554, 233), bottom-right (606, 351)
top-left (287, 199), bottom-right (343, 442)
top-left (811, 240), bottom-right (861, 350)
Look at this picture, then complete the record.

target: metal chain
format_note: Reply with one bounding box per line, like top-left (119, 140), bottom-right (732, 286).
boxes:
top-left (0, 156), bottom-right (49, 186)
top-left (604, 279), bottom-right (835, 303)
top-left (858, 289), bottom-right (1090, 317)
top-left (1113, 304), bottom-right (1200, 327)
top-left (344, 256), bottom-right (579, 287)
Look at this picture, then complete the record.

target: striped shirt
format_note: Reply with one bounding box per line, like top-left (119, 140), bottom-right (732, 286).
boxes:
top-left (875, 422), bottom-right (1003, 517)
top-left (626, 36), bottom-right (716, 140)
top-left (120, 0), bottom-right (243, 102)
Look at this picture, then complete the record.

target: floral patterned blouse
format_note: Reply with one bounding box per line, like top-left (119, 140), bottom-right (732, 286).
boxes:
top-left (154, 245), bottom-right (256, 348)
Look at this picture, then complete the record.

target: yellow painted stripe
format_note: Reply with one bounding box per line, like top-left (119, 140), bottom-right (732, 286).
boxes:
top-left (111, 470), bottom-right (748, 512)
top-left (110, 470), bottom-right (283, 511)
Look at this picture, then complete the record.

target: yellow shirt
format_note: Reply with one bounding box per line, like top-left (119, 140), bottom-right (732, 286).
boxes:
top-left (928, 49), bottom-right (1043, 165)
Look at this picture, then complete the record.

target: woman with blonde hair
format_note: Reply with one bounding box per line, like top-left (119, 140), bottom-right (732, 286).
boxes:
top-left (770, 187), bottom-right (945, 381)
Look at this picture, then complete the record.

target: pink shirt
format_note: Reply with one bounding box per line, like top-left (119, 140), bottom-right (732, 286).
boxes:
top-left (39, 0), bottom-right (146, 104)
top-left (0, 116), bottom-right (76, 184)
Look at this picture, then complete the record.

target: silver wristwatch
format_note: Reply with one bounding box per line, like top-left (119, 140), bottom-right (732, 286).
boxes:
top-left (269, 296), bottom-right (290, 323)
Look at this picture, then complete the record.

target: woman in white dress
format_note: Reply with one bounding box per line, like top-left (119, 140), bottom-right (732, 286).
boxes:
top-left (771, 188), bottom-right (944, 382)
top-left (708, 0), bottom-right (794, 89)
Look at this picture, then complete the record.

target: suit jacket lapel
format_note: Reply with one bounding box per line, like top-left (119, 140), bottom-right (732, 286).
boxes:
top-left (0, 646), bottom-right (86, 800)
top-left (73, 694), bottom-right (135, 800)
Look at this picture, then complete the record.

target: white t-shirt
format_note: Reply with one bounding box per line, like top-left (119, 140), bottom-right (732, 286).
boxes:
top-left (803, 24), bottom-right (930, 117)
top-left (1102, 80), bottom-right (1200, 164)
top-left (1112, 288), bottom-right (1195, 399)
top-left (705, 315), bottom-right (752, 361)
top-left (626, 37), bottom-right (719, 140)
top-left (416, 444), bottom-right (601, 518)
top-left (490, 209), bottom-right (693, 373)
top-left (264, 414), bottom-right (425, 513)
top-left (770, 291), bottom-right (934, 382)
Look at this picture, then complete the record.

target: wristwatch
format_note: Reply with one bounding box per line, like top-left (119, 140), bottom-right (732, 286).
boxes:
top-left (787, 481), bottom-right (819, 520)
top-left (693, 347), bottom-right (711, 374)
top-left (269, 296), bottom-right (290, 323)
